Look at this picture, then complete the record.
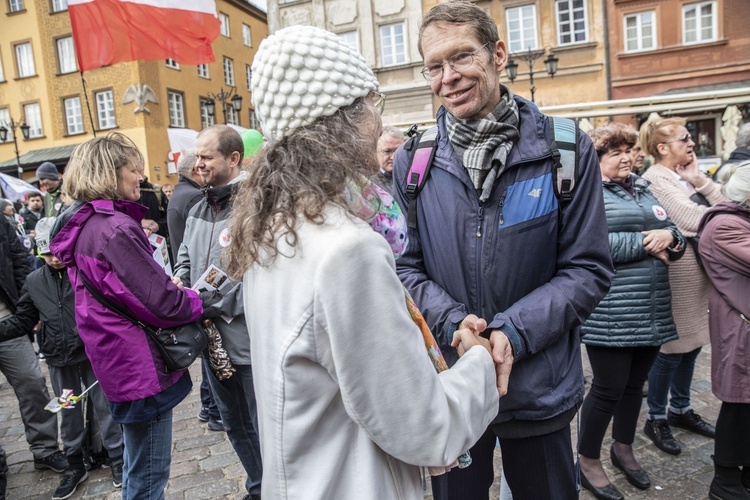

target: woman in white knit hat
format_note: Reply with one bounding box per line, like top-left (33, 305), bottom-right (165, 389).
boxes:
top-left (225, 25), bottom-right (500, 500)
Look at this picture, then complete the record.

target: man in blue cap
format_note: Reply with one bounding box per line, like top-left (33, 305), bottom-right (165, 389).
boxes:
top-left (35, 162), bottom-right (64, 217)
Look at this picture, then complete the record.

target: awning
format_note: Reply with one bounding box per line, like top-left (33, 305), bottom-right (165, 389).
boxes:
top-left (0, 143), bottom-right (80, 172)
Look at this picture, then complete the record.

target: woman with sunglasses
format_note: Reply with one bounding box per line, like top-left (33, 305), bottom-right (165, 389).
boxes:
top-left (640, 118), bottom-right (724, 456)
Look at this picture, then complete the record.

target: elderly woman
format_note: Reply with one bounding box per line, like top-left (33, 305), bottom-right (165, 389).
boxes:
top-left (49, 133), bottom-right (203, 499)
top-left (224, 26), bottom-right (499, 500)
top-left (698, 160), bottom-right (750, 500)
top-left (640, 118), bottom-right (724, 455)
top-left (578, 123), bottom-right (685, 500)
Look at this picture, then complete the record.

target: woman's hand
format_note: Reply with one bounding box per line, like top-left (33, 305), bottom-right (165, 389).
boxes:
top-left (451, 327), bottom-right (492, 358)
top-left (676, 152), bottom-right (707, 188)
top-left (171, 276), bottom-right (184, 289)
top-left (642, 229), bottom-right (674, 254)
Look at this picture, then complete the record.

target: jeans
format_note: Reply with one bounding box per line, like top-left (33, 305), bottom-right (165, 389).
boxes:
top-left (200, 359), bottom-right (221, 420)
top-left (121, 410), bottom-right (173, 500)
top-left (647, 347), bottom-right (701, 419)
top-left (0, 336), bottom-right (59, 459)
top-left (207, 364), bottom-right (262, 495)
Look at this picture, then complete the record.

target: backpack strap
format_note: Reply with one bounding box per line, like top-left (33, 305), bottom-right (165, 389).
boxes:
top-left (549, 117), bottom-right (579, 205)
top-left (404, 125), bottom-right (439, 229)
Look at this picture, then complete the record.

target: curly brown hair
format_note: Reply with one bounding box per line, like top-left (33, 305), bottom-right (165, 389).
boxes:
top-left (223, 98), bottom-right (380, 279)
top-left (588, 122), bottom-right (638, 159)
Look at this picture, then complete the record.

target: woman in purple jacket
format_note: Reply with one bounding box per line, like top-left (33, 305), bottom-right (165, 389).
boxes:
top-left (698, 160), bottom-right (750, 500)
top-left (50, 133), bottom-right (203, 500)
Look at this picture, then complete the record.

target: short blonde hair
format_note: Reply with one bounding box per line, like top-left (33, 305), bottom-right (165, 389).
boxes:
top-left (65, 133), bottom-right (143, 202)
top-left (639, 117), bottom-right (686, 161)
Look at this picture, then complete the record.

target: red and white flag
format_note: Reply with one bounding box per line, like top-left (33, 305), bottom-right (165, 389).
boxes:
top-left (68, 0), bottom-right (220, 72)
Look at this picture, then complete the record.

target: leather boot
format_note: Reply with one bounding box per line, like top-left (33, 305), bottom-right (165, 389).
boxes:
top-left (709, 465), bottom-right (750, 500)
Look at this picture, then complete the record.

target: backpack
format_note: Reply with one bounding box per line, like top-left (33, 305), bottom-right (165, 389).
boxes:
top-left (403, 116), bottom-right (580, 229)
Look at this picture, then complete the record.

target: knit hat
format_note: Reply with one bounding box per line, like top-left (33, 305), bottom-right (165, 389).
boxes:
top-left (34, 217), bottom-right (56, 255)
top-left (0, 199), bottom-right (11, 215)
top-left (251, 25), bottom-right (379, 142)
top-left (36, 162), bottom-right (60, 181)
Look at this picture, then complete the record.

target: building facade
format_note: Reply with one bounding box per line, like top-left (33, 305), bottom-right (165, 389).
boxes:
top-left (0, 0), bottom-right (268, 184)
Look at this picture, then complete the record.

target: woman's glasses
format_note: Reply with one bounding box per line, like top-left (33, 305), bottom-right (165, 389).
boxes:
top-left (665, 133), bottom-right (693, 144)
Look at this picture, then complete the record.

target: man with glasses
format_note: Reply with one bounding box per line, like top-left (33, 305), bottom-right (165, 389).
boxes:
top-left (35, 162), bottom-right (65, 217)
top-left (373, 126), bottom-right (406, 192)
top-left (392, 2), bottom-right (613, 499)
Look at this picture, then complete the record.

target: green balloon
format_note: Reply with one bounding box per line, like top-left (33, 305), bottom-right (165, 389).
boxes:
top-left (241, 129), bottom-right (264, 158)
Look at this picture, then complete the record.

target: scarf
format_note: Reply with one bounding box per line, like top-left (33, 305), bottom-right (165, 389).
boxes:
top-left (446, 84), bottom-right (520, 202)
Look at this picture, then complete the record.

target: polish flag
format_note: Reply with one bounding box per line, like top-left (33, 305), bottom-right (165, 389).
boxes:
top-left (68, 0), bottom-right (220, 72)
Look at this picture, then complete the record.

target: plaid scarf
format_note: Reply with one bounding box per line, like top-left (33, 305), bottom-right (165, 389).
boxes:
top-left (446, 84), bottom-right (520, 202)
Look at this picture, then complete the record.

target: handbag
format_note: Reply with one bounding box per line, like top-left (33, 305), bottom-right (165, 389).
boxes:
top-left (77, 271), bottom-right (208, 373)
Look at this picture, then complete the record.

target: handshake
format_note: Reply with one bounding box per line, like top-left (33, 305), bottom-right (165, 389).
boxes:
top-left (451, 314), bottom-right (514, 397)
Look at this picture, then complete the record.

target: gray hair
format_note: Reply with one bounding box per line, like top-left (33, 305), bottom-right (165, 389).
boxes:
top-left (718, 160), bottom-right (750, 204)
top-left (418, 1), bottom-right (499, 58)
top-left (735, 123), bottom-right (750, 149)
top-left (177, 150), bottom-right (197, 177)
top-left (380, 126), bottom-right (406, 141)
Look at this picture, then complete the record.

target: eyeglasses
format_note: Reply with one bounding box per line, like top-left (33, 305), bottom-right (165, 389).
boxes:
top-left (370, 91), bottom-right (386, 114)
top-left (665, 133), bottom-right (693, 144)
top-left (421, 42), bottom-right (493, 81)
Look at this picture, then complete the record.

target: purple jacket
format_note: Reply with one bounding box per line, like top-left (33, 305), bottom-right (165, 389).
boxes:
top-left (50, 199), bottom-right (203, 402)
top-left (698, 201), bottom-right (750, 403)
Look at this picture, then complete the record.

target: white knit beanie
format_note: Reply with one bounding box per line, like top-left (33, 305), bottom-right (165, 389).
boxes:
top-left (251, 25), bottom-right (379, 142)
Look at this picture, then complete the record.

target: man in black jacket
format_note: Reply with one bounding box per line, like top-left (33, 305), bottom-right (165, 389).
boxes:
top-left (167, 150), bottom-right (204, 262)
top-left (0, 217), bottom-right (67, 476)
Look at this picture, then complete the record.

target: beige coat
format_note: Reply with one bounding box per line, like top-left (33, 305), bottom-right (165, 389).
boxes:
top-left (642, 165), bottom-right (725, 354)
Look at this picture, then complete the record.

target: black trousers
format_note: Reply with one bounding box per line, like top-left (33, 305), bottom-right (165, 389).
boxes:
top-left (430, 425), bottom-right (578, 500)
top-left (578, 344), bottom-right (660, 458)
top-left (714, 402), bottom-right (750, 467)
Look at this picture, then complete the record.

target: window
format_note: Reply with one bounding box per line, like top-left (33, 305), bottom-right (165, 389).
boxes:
top-left (63, 96), bottom-right (83, 135)
top-left (23, 102), bottom-right (43, 138)
top-left (95, 90), bottom-right (116, 130)
top-left (624, 11), bottom-right (656, 52)
top-left (226, 106), bottom-right (239, 126)
top-left (219, 12), bottom-right (230, 37)
top-left (56, 36), bottom-right (77, 74)
top-left (197, 64), bottom-right (209, 79)
top-left (249, 109), bottom-right (259, 130)
top-left (683, 1), bottom-right (716, 44)
top-left (167, 91), bottom-right (185, 128)
top-left (338, 31), bottom-right (359, 52)
top-left (0, 52), bottom-right (5, 82)
top-left (51, 0), bottom-right (67, 12)
top-left (246, 65), bottom-right (252, 91)
top-left (14, 42), bottom-right (35, 78)
top-left (8, 0), bottom-right (24, 12)
top-left (223, 57), bottom-right (234, 86)
top-left (380, 23), bottom-right (407, 67)
top-left (506, 5), bottom-right (538, 53)
top-left (200, 98), bottom-right (215, 129)
top-left (242, 24), bottom-right (252, 46)
top-left (0, 108), bottom-right (11, 142)
top-left (166, 58), bottom-right (179, 69)
top-left (556, 0), bottom-right (587, 45)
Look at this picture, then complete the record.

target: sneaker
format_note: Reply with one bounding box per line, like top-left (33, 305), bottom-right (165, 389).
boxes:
top-left (52, 467), bottom-right (88, 500)
top-left (644, 419), bottom-right (681, 455)
top-left (34, 450), bottom-right (69, 473)
top-left (207, 418), bottom-right (225, 432)
top-left (111, 459), bottom-right (123, 488)
top-left (198, 406), bottom-right (210, 422)
top-left (668, 409), bottom-right (716, 438)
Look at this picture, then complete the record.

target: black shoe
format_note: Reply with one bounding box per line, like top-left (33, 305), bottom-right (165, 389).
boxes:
top-left (241, 495), bottom-right (261, 500)
top-left (34, 450), bottom-right (69, 473)
top-left (644, 419), bottom-right (682, 455)
top-left (709, 465), bottom-right (750, 500)
top-left (52, 467), bottom-right (88, 500)
top-left (207, 417), bottom-right (225, 432)
top-left (668, 409), bottom-right (716, 438)
top-left (579, 465), bottom-right (624, 500)
top-left (111, 458), bottom-right (123, 488)
top-left (610, 446), bottom-right (650, 489)
top-left (198, 407), bottom-right (210, 422)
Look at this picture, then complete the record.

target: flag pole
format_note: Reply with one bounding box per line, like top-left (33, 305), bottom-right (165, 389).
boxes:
top-left (79, 70), bottom-right (97, 138)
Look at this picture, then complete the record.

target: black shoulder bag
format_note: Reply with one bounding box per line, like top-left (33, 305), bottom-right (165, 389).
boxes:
top-left (77, 271), bottom-right (207, 373)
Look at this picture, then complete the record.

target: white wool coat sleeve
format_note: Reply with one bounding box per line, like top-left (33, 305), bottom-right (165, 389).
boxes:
top-left (245, 207), bottom-right (499, 500)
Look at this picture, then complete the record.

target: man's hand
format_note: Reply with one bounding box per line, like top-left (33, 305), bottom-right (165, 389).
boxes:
top-left (451, 328), bottom-right (492, 358)
top-left (489, 330), bottom-right (514, 397)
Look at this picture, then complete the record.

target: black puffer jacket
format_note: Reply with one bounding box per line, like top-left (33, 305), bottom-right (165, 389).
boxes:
top-left (582, 175), bottom-right (685, 347)
top-left (0, 216), bottom-right (31, 311)
top-left (0, 264), bottom-right (86, 366)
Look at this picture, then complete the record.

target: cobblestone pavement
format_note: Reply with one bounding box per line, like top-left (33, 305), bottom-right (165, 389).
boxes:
top-left (1, 347), bottom-right (718, 499)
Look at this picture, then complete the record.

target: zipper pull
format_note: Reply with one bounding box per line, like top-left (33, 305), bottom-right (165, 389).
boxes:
top-left (498, 194), bottom-right (506, 226)
top-left (476, 206), bottom-right (484, 237)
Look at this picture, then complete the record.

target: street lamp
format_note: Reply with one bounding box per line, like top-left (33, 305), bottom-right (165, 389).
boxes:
top-left (0, 117), bottom-right (31, 179)
top-left (203, 87), bottom-right (243, 125)
top-left (505, 48), bottom-right (559, 103)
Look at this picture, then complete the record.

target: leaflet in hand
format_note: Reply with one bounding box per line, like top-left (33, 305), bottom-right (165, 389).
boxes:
top-left (149, 233), bottom-right (172, 276)
top-left (192, 264), bottom-right (233, 323)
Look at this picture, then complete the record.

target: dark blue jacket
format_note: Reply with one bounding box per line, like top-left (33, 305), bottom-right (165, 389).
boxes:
top-left (393, 97), bottom-right (613, 424)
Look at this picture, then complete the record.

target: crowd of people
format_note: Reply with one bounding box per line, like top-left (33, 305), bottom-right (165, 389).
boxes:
top-left (1, 1), bottom-right (749, 499)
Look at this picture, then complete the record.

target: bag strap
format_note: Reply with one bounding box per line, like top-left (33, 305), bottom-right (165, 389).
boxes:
top-left (404, 125), bottom-right (439, 229)
top-left (549, 116), bottom-right (579, 205)
top-left (77, 270), bottom-right (150, 332)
